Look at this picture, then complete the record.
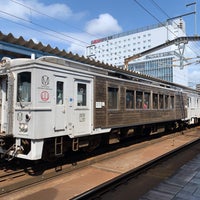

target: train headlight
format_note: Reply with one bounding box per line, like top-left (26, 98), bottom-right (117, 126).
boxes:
top-left (19, 123), bottom-right (28, 132)
top-left (25, 114), bottom-right (31, 122)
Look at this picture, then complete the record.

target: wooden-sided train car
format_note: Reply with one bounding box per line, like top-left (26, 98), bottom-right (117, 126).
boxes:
top-left (0, 56), bottom-right (199, 161)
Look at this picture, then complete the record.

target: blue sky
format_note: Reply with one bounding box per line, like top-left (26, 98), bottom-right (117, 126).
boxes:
top-left (0, 0), bottom-right (198, 53)
top-left (0, 0), bottom-right (199, 85)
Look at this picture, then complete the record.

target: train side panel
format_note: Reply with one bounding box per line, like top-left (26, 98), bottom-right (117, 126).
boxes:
top-left (94, 76), bottom-right (187, 129)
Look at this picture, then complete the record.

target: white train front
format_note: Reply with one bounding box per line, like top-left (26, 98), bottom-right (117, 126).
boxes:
top-left (0, 56), bottom-right (111, 160)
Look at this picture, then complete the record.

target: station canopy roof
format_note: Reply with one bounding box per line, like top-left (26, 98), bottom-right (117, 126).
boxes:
top-left (0, 31), bottom-right (111, 68)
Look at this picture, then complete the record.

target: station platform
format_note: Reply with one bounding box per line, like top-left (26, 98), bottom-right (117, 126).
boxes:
top-left (140, 153), bottom-right (200, 200)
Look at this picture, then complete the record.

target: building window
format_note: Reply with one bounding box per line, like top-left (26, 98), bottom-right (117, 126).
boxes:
top-left (108, 87), bottom-right (118, 109)
top-left (126, 90), bottom-right (134, 109)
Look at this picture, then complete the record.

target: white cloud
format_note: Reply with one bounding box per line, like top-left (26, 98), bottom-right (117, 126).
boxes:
top-left (43, 14), bottom-right (123, 55)
top-left (0, 0), bottom-right (74, 21)
top-left (85, 13), bottom-right (122, 36)
top-left (32, 1), bottom-right (73, 19)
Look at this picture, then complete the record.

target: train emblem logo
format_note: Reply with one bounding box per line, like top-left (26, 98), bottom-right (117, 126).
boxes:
top-left (40, 75), bottom-right (50, 101)
top-left (41, 75), bottom-right (49, 86)
top-left (40, 91), bottom-right (49, 101)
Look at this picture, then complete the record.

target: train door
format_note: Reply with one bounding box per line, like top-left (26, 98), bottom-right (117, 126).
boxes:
top-left (73, 79), bottom-right (93, 136)
top-left (54, 77), bottom-right (66, 132)
top-left (0, 76), bottom-right (8, 133)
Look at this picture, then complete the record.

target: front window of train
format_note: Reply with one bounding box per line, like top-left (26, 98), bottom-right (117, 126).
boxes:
top-left (17, 72), bottom-right (31, 102)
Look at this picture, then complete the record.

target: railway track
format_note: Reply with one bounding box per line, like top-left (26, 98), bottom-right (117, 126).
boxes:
top-left (0, 127), bottom-right (200, 198)
top-left (0, 169), bottom-right (26, 183)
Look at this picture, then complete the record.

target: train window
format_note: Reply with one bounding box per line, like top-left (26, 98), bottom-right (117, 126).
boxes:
top-left (126, 90), bottom-right (134, 109)
top-left (187, 97), bottom-right (191, 107)
top-left (108, 87), bottom-right (118, 109)
top-left (17, 72), bottom-right (31, 102)
top-left (170, 96), bottom-right (174, 109)
top-left (153, 93), bottom-right (158, 109)
top-left (165, 95), bottom-right (169, 109)
top-left (159, 94), bottom-right (164, 109)
top-left (77, 83), bottom-right (87, 106)
top-left (144, 92), bottom-right (150, 109)
top-left (136, 91), bottom-right (143, 109)
top-left (56, 81), bottom-right (63, 105)
top-left (197, 98), bottom-right (200, 107)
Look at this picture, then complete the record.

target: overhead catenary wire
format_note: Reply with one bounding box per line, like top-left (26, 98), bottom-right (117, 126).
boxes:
top-left (133, 0), bottom-right (200, 61)
top-left (0, 15), bottom-right (87, 49)
top-left (149, 0), bottom-right (171, 18)
top-left (9, 0), bottom-right (102, 40)
top-left (0, 9), bottom-right (89, 46)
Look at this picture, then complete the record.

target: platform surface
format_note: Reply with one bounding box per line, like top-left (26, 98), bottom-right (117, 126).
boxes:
top-left (140, 153), bottom-right (200, 200)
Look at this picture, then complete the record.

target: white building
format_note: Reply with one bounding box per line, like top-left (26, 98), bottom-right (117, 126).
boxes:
top-left (86, 19), bottom-right (189, 86)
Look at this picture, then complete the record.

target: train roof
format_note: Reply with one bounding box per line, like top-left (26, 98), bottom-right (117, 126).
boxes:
top-left (38, 56), bottom-right (199, 94)
top-left (0, 55), bottom-right (198, 94)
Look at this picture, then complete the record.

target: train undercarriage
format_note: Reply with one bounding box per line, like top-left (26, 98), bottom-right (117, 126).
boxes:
top-left (1, 118), bottom-right (196, 162)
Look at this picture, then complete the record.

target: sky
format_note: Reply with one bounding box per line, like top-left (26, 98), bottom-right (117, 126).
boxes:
top-left (0, 0), bottom-right (200, 85)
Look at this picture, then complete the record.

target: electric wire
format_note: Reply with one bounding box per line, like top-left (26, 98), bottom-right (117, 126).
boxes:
top-left (9, 0), bottom-right (101, 40)
top-left (134, 0), bottom-right (200, 60)
top-left (0, 15), bottom-right (86, 49)
top-left (149, 0), bottom-right (171, 18)
top-left (0, 9), bottom-right (89, 46)
top-left (0, 13), bottom-right (87, 50)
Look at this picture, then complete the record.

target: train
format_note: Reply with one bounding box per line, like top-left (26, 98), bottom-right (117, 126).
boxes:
top-left (0, 55), bottom-right (200, 161)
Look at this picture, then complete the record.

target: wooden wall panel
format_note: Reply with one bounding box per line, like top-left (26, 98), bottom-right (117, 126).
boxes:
top-left (94, 76), bottom-right (186, 129)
